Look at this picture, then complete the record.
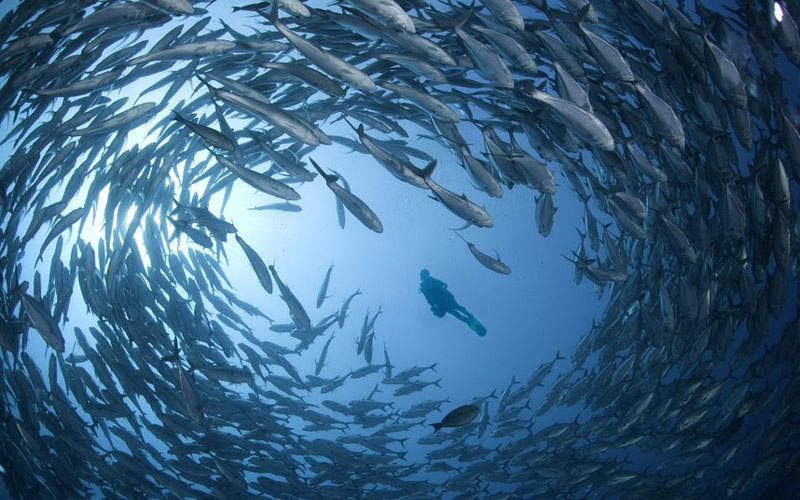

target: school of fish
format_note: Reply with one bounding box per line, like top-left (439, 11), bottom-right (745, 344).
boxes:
top-left (1, 0), bottom-right (800, 498)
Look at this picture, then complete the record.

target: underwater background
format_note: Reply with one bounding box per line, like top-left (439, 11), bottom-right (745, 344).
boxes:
top-left (1, 0), bottom-right (800, 498)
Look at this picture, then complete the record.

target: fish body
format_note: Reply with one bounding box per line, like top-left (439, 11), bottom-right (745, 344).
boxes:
top-left (379, 81), bottom-right (460, 123)
top-left (269, 264), bottom-right (312, 331)
top-left (33, 70), bottom-right (122, 97)
top-left (344, 0), bottom-right (415, 33)
top-left (211, 151), bottom-right (301, 201)
top-left (69, 102), bottom-right (157, 136)
top-left (442, 10), bottom-right (514, 89)
top-left (173, 111), bottom-right (235, 151)
top-left (213, 88), bottom-right (329, 147)
top-left (127, 40), bottom-right (236, 65)
top-left (535, 193), bottom-right (557, 237)
top-left (431, 404), bottom-right (481, 432)
top-left (259, 61), bottom-right (346, 97)
top-left (310, 158), bottom-right (384, 233)
top-left (235, 235), bottom-right (273, 294)
top-left (268, 3), bottom-right (376, 92)
top-left (454, 232), bottom-right (511, 274)
top-left (376, 54), bottom-right (448, 83)
top-left (346, 120), bottom-right (426, 188)
top-left (316, 263), bottom-right (334, 309)
top-left (21, 293), bottom-right (65, 352)
top-left (421, 161), bottom-right (493, 228)
top-left (529, 89), bottom-right (615, 151)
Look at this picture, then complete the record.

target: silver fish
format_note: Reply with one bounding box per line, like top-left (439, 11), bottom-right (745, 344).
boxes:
top-left (310, 158), bottom-right (384, 233)
top-left (421, 161), bottom-right (493, 228)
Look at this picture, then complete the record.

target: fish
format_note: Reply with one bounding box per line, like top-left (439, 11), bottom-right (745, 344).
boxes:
top-left (315, 332), bottom-right (335, 376)
top-left (316, 263), bottom-right (334, 309)
top-left (431, 404), bottom-right (481, 432)
top-left (235, 235), bottom-right (273, 294)
top-left (172, 110), bottom-right (236, 151)
top-left (343, 0), bottom-right (416, 33)
top-left (528, 89), bottom-right (615, 152)
top-left (535, 193), bottom-right (557, 237)
top-left (459, 145), bottom-right (504, 198)
top-left (578, 17), bottom-right (636, 82)
top-left (36, 207), bottom-right (84, 263)
top-left (269, 264), bottom-right (311, 331)
top-left (432, 9), bottom-right (514, 89)
top-left (259, 61), bottom-right (346, 98)
top-left (169, 338), bottom-right (204, 425)
top-left (127, 40), bottom-right (237, 66)
top-left (376, 53), bottom-right (448, 84)
top-left (453, 231), bottom-right (511, 274)
top-left (191, 363), bottom-right (254, 384)
top-left (344, 119), bottom-right (426, 189)
top-left (249, 202), bottom-right (303, 212)
top-left (634, 83), bottom-right (685, 150)
top-left (338, 289), bottom-right (362, 328)
top-left (266, 2), bottom-right (376, 92)
top-left (20, 292), bottom-right (66, 353)
top-left (378, 81), bottom-right (460, 123)
top-left (58, 3), bottom-right (168, 37)
top-left (68, 102), bottom-right (157, 136)
top-left (211, 88), bottom-right (330, 147)
top-left (477, 0), bottom-right (524, 31)
top-left (247, 131), bottom-right (315, 183)
top-left (421, 161), bottom-right (493, 228)
top-left (309, 158), bottom-right (384, 233)
top-left (32, 69), bottom-right (123, 97)
top-left (554, 61), bottom-right (591, 112)
top-left (209, 150), bottom-right (301, 201)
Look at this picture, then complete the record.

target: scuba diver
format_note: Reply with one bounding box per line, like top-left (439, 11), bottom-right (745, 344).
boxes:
top-left (419, 269), bottom-right (487, 337)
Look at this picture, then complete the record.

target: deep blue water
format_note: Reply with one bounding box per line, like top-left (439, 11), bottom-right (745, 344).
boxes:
top-left (1, 0), bottom-right (799, 498)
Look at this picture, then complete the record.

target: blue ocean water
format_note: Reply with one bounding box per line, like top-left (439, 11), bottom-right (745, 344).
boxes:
top-left (1, 0), bottom-right (799, 498)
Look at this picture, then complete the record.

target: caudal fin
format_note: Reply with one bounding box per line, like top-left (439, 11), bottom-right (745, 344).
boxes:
top-left (309, 157), bottom-right (337, 183)
top-left (421, 160), bottom-right (437, 178)
top-left (431, 422), bottom-right (443, 433)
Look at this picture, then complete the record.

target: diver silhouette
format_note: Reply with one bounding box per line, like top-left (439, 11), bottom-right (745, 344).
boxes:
top-left (419, 269), bottom-right (487, 336)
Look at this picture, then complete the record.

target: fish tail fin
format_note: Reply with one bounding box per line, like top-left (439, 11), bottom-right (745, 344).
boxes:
top-left (432, 7), bottom-right (472, 30)
top-left (431, 422), bottom-right (443, 433)
top-left (161, 340), bottom-right (179, 363)
top-left (194, 73), bottom-right (213, 92)
top-left (451, 229), bottom-right (470, 246)
top-left (555, 350), bottom-right (565, 360)
top-left (421, 160), bottom-right (437, 179)
top-left (309, 157), bottom-right (337, 182)
top-left (576, 4), bottom-right (592, 26)
top-left (267, 0), bottom-right (286, 26)
top-left (561, 253), bottom-right (577, 264)
top-left (172, 110), bottom-right (185, 123)
top-left (343, 118), bottom-right (361, 135)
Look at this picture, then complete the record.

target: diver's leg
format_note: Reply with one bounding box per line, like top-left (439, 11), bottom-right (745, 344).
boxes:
top-left (448, 308), bottom-right (470, 323)
top-left (451, 302), bottom-right (485, 335)
top-left (452, 302), bottom-right (469, 316)
top-left (453, 303), bottom-right (474, 322)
